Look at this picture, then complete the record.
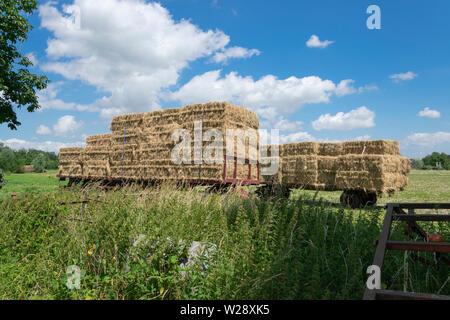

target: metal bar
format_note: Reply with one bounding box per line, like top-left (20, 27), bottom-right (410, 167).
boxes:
top-left (393, 214), bottom-right (450, 222)
top-left (197, 110), bottom-right (204, 183)
top-left (121, 123), bottom-right (127, 179)
top-left (393, 203), bottom-right (450, 209)
top-left (363, 204), bottom-right (394, 300)
top-left (374, 289), bottom-right (450, 300)
top-left (396, 207), bottom-right (429, 240)
top-left (222, 154), bottom-right (227, 181)
top-left (387, 241), bottom-right (450, 253)
top-left (233, 155), bottom-right (237, 179)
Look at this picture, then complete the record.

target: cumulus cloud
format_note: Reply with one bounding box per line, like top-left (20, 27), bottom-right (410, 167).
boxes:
top-left (212, 46), bottom-right (260, 63)
top-left (311, 106), bottom-right (376, 131)
top-left (38, 82), bottom-right (98, 112)
top-left (170, 70), bottom-right (358, 116)
top-left (406, 132), bottom-right (450, 147)
top-left (39, 0), bottom-right (259, 118)
top-left (0, 138), bottom-right (85, 153)
top-left (36, 125), bottom-right (52, 135)
top-left (389, 71), bottom-right (418, 83)
top-left (53, 115), bottom-right (83, 137)
top-left (418, 107), bottom-right (441, 119)
top-left (280, 131), bottom-right (315, 143)
top-left (306, 35), bottom-right (334, 48)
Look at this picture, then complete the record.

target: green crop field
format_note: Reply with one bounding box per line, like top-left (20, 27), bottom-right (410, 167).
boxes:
top-left (0, 170), bottom-right (448, 299)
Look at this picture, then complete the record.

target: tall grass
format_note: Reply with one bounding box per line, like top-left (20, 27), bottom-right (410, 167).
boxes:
top-left (0, 183), bottom-right (448, 299)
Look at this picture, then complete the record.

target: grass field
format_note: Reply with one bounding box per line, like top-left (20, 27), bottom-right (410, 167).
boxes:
top-left (0, 170), bottom-right (448, 299)
top-left (295, 169), bottom-right (450, 204)
top-left (0, 170), bottom-right (65, 202)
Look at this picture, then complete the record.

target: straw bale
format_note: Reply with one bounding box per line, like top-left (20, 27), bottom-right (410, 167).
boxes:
top-left (85, 134), bottom-right (112, 148)
top-left (280, 143), bottom-right (318, 157)
top-left (342, 140), bottom-right (400, 155)
top-left (335, 171), bottom-right (408, 193)
top-left (317, 143), bottom-right (343, 156)
top-left (336, 155), bottom-right (410, 174)
top-left (110, 113), bottom-right (145, 132)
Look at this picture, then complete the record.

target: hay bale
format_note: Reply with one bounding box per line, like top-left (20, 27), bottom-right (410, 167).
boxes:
top-left (342, 140), bottom-right (400, 155)
top-left (263, 140), bottom-right (409, 193)
top-left (317, 143), bottom-right (343, 156)
top-left (86, 134), bottom-right (112, 148)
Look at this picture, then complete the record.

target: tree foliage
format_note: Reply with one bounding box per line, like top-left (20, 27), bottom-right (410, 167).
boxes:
top-left (1, 0), bottom-right (49, 129)
top-left (412, 152), bottom-right (449, 170)
top-left (0, 142), bottom-right (58, 173)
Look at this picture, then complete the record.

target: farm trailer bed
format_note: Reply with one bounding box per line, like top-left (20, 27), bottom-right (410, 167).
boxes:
top-left (58, 157), bottom-right (261, 189)
top-left (364, 202), bottom-right (450, 300)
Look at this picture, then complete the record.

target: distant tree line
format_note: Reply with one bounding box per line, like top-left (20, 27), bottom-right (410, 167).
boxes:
top-left (411, 152), bottom-right (450, 170)
top-left (0, 143), bottom-right (58, 173)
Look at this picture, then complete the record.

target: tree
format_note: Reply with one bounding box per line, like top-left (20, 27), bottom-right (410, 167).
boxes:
top-left (0, 168), bottom-right (4, 189)
top-left (31, 153), bottom-right (45, 173)
top-left (422, 152), bottom-right (449, 170)
top-left (1, 0), bottom-right (49, 130)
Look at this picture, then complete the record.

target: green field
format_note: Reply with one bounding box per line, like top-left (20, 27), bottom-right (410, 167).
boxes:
top-left (0, 170), bottom-right (448, 299)
top-left (0, 170), bottom-right (65, 202)
top-left (295, 169), bottom-right (450, 204)
top-left (2, 169), bottom-right (449, 204)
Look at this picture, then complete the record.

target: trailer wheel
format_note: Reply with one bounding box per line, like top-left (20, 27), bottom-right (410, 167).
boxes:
top-left (256, 184), bottom-right (291, 199)
top-left (340, 190), bottom-right (377, 208)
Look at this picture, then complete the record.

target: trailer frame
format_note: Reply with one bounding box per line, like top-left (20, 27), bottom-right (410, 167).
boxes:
top-left (363, 203), bottom-right (450, 300)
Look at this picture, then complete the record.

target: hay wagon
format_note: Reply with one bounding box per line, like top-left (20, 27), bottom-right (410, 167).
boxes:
top-left (259, 140), bottom-right (411, 208)
top-left (57, 102), bottom-right (261, 189)
top-left (57, 103), bottom-right (410, 208)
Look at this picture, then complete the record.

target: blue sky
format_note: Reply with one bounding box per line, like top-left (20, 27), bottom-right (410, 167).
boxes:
top-left (1, 0), bottom-right (449, 158)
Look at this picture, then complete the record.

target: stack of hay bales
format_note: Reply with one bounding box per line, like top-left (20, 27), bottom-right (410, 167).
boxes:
top-left (109, 113), bottom-right (145, 179)
top-left (138, 102), bottom-right (259, 182)
top-left (261, 140), bottom-right (410, 194)
top-left (58, 102), bottom-right (260, 183)
top-left (58, 147), bottom-right (85, 177)
top-left (84, 134), bottom-right (112, 178)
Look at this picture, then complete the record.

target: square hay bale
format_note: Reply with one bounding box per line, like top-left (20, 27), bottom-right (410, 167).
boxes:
top-left (110, 113), bottom-right (145, 132)
top-left (342, 140), bottom-right (400, 155)
top-left (317, 143), bottom-right (343, 156)
top-left (336, 155), bottom-right (410, 175)
top-left (86, 134), bottom-right (112, 148)
top-left (280, 142), bottom-right (319, 157)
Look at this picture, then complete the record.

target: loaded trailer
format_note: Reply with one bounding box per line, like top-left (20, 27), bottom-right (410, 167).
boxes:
top-left (259, 140), bottom-right (411, 207)
top-left (57, 102), bottom-right (261, 189)
top-left (57, 102), bottom-right (410, 208)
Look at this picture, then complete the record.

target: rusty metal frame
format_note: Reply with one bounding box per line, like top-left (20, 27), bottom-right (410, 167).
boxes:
top-left (364, 203), bottom-right (450, 300)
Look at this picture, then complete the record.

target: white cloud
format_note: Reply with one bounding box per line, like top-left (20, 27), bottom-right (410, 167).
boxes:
top-left (358, 84), bottom-right (378, 93)
top-left (306, 35), bottom-right (334, 49)
top-left (418, 107), bottom-right (441, 119)
top-left (212, 46), bottom-right (260, 63)
top-left (334, 79), bottom-right (357, 96)
top-left (38, 82), bottom-right (98, 112)
top-left (280, 131), bottom-right (315, 143)
top-left (0, 138), bottom-right (85, 153)
top-left (389, 71), bottom-right (418, 83)
top-left (406, 132), bottom-right (450, 147)
top-left (36, 125), bottom-right (52, 135)
top-left (170, 70), bottom-right (357, 116)
top-left (53, 115), bottom-right (83, 137)
top-left (39, 0), bottom-right (258, 118)
top-left (312, 106), bottom-right (376, 131)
